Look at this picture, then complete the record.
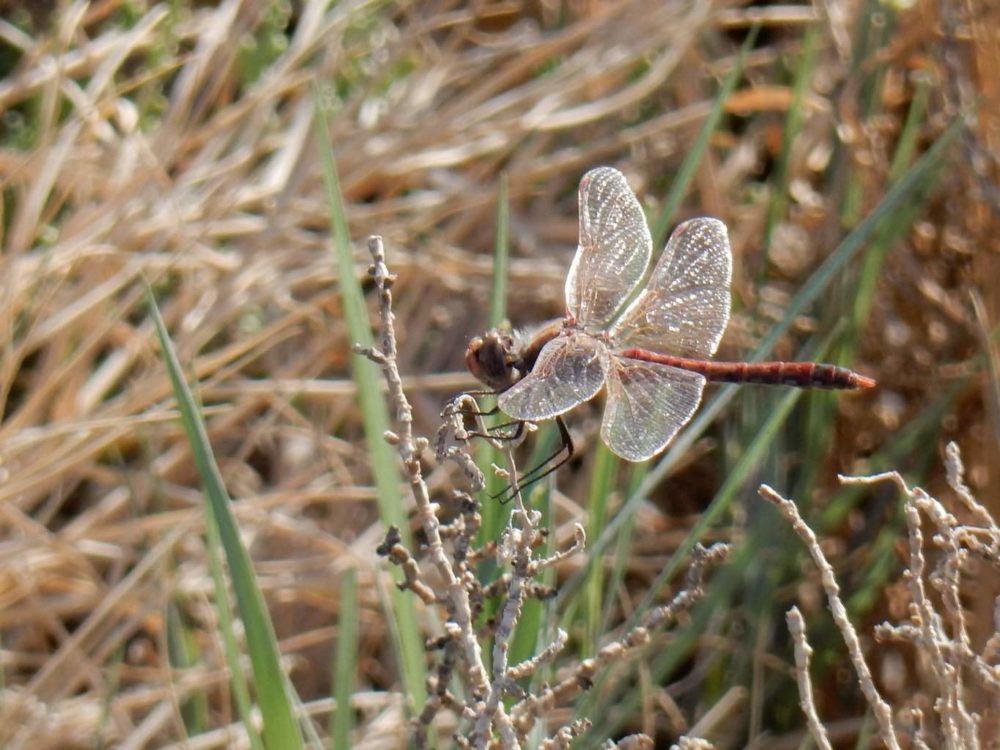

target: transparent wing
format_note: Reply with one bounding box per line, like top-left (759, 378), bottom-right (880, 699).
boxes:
top-left (498, 333), bottom-right (609, 421)
top-left (609, 217), bottom-right (731, 358)
top-left (565, 167), bottom-right (652, 330)
top-left (600, 356), bottom-right (705, 462)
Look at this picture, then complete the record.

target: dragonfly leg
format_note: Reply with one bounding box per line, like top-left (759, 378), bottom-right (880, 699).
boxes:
top-left (441, 391), bottom-right (502, 421)
top-left (468, 419), bottom-right (524, 442)
top-left (494, 416), bottom-right (573, 504)
top-left (447, 396), bottom-right (523, 442)
top-left (441, 395), bottom-right (511, 443)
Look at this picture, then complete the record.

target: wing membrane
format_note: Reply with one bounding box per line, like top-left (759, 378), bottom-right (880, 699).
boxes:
top-left (565, 167), bottom-right (652, 330)
top-left (610, 217), bottom-right (731, 357)
top-left (601, 356), bottom-right (705, 462)
top-left (498, 333), bottom-right (609, 421)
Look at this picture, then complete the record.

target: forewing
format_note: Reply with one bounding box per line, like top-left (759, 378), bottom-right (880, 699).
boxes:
top-left (565, 167), bottom-right (652, 330)
top-left (601, 356), bottom-right (705, 462)
top-left (610, 217), bottom-right (731, 357)
top-left (498, 333), bottom-right (609, 421)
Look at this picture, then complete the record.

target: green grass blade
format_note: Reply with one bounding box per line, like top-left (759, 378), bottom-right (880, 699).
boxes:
top-left (798, 77), bottom-right (931, 496)
top-left (332, 567), bottom-right (359, 749)
top-left (582, 443), bottom-right (618, 656)
top-left (474, 174), bottom-right (515, 660)
top-left (489, 173), bottom-right (510, 328)
top-left (507, 451), bottom-right (555, 671)
top-left (202, 500), bottom-right (264, 750)
top-left (313, 102), bottom-right (409, 541)
top-left (313, 95), bottom-right (427, 709)
top-left (479, 173), bottom-right (513, 548)
top-left (840, 0), bottom-right (893, 226)
top-left (577, 384), bottom-right (805, 739)
top-left (147, 286), bottom-right (302, 749)
top-left (762, 26), bottom-right (818, 255)
top-left (651, 24), bottom-right (759, 246)
top-left (599, 464), bottom-right (646, 635)
top-left (850, 76), bottom-right (931, 332)
top-left (749, 118), bottom-right (959, 363)
top-left (889, 77), bottom-right (930, 182)
top-left (822, 379), bottom-right (963, 527)
top-left (166, 600), bottom-right (209, 736)
top-left (638, 382), bottom-right (806, 618)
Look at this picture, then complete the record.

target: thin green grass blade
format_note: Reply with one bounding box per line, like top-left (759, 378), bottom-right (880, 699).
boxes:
top-left (851, 76), bottom-right (930, 332)
top-left (489, 173), bottom-right (510, 329)
top-left (578, 383), bottom-right (806, 739)
top-left (332, 567), bottom-right (359, 750)
top-left (202, 498), bottom-right (264, 750)
top-left (798, 79), bottom-right (931, 496)
top-left (633, 546), bottom-right (753, 731)
top-left (166, 600), bottom-right (209, 736)
top-left (803, 193), bottom-right (927, 494)
top-left (313, 101), bottom-right (409, 540)
top-left (147, 286), bottom-right (302, 749)
top-left (888, 78), bottom-right (930, 182)
top-left (845, 510), bottom-right (904, 614)
top-left (973, 297), bottom-right (1000, 445)
top-left (822, 379), bottom-right (963, 527)
top-left (582, 443), bottom-right (618, 656)
top-left (533, 430), bottom-right (620, 655)
top-left (636, 370), bottom-right (811, 619)
top-left (507, 437), bottom-right (556, 670)
top-left (99, 646), bottom-right (125, 748)
top-left (841, 0), bottom-right (892, 227)
top-left (651, 25), bottom-right (759, 246)
top-left (509, 430), bottom-right (562, 725)
top-left (313, 95), bottom-right (426, 709)
top-left (718, 330), bottom-right (846, 721)
top-left (474, 175), bottom-right (514, 650)
top-left (762, 26), bottom-right (818, 255)
top-left (599, 464), bottom-right (646, 635)
top-left (479, 173), bottom-right (513, 547)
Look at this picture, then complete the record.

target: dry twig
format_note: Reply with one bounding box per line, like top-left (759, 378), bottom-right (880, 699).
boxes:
top-left (760, 441), bottom-right (1000, 749)
top-left (363, 235), bottom-right (730, 748)
top-left (786, 606), bottom-right (832, 750)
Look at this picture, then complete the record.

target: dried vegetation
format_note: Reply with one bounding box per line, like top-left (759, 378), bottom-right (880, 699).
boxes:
top-left (0, 0), bottom-right (998, 748)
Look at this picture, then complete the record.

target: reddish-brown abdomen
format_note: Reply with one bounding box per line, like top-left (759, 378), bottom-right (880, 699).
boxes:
top-left (620, 349), bottom-right (876, 391)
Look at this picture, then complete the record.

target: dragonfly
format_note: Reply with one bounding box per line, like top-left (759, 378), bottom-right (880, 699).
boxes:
top-left (465, 166), bottom-right (874, 476)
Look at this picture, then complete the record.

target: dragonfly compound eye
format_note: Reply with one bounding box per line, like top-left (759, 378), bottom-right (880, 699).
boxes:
top-left (465, 333), bottom-right (519, 391)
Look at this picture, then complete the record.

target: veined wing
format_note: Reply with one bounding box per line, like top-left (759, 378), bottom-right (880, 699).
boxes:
top-left (601, 355), bottom-right (705, 462)
top-left (498, 333), bottom-right (609, 421)
top-left (610, 217), bottom-right (731, 358)
top-left (565, 167), bottom-right (652, 330)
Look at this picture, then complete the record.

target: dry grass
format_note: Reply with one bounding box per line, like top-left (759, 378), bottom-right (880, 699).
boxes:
top-left (0, 0), bottom-right (998, 748)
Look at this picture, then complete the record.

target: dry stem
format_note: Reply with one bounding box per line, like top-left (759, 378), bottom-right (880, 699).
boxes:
top-left (760, 440), bottom-right (1000, 750)
top-left (363, 235), bottom-right (731, 748)
top-left (759, 483), bottom-right (901, 750)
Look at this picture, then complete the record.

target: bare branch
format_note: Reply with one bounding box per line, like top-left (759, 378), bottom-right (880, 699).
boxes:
top-left (786, 607), bottom-right (833, 750)
top-left (759, 484), bottom-right (901, 750)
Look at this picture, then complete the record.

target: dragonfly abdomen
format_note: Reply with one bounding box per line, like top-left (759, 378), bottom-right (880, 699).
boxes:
top-left (620, 350), bottom-right (875, 390)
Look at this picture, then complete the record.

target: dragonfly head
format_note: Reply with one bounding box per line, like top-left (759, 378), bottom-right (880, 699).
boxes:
top-left (465, 329), bottom-right (521, 392)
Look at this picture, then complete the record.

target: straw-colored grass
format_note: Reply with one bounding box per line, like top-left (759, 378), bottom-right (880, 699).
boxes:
top-left (1, 1), bottom-right (997, 747)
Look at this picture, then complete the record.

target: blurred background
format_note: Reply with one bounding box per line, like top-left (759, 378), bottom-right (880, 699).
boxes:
top-left (0, 0), bottom-right (997, 747)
